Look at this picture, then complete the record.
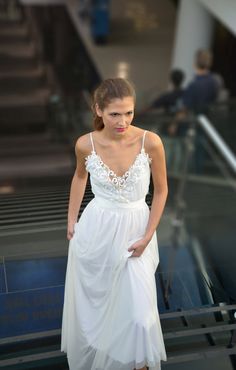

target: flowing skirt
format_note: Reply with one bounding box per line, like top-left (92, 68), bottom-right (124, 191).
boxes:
top-left (61, 197), bottom-right (167, 370)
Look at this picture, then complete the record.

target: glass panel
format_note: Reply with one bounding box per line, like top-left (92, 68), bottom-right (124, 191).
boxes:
top-left (140, 107), bottom-right (236, 316)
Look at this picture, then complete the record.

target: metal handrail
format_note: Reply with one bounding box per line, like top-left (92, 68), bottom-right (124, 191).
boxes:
top-left (198, 114), bottom-right (236, 174)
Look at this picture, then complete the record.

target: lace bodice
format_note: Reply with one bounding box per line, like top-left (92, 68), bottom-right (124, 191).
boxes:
top-left (85, 131), bottom-right (152, 203)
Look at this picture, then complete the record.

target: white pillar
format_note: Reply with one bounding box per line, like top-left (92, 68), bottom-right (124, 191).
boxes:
top-left (199, 0), bottom-right (236, 37)
top-left (172, 0), bottom-right (214, 85)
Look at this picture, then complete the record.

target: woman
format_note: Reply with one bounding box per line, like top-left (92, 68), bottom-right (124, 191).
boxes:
top-left (61, 78), bottom-right (168, 370)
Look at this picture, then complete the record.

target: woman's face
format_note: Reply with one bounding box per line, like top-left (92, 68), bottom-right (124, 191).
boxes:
top-left (96, 96), bottom-right (135, 135)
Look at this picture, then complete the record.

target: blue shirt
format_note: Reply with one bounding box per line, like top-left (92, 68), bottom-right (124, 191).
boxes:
top-left (183, 73), bottom-right (218, 114)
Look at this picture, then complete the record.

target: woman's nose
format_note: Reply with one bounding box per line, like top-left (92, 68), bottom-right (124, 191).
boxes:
top-left (120, 115), bottom-right (126, 125)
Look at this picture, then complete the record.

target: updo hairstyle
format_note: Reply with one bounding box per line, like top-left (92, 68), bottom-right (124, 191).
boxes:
top-left (92, 78), bottom-right (136, 131)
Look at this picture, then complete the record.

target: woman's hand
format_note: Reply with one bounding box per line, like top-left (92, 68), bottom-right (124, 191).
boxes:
top-left (67, 223), bottom-right (75, 241)
top-left (128, 238), bottom-right (149, 257)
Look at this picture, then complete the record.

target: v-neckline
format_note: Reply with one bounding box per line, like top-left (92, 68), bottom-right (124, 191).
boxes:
top-left (92, 149), bottom-right (145, 179)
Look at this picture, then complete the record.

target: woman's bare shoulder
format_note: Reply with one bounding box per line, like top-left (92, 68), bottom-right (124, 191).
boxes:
top-left (145, 130), bottom-right (163, 152)
top-left (75, 132), bottom-right (94, 157)
top-left (142, 131), bottom-right (165, 163)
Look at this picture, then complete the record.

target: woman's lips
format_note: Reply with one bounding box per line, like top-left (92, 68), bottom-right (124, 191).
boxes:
top-left (115, 128), bottom-right (126, 132)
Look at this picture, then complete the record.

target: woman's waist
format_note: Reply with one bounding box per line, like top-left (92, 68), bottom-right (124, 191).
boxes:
top-left (93, 195), bottom-right (147, 209)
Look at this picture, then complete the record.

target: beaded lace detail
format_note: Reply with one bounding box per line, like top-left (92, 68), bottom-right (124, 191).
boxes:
top-left (85, 131), bottom-right (152, 200)
top-left (85, 149), bottom-right (151, 190)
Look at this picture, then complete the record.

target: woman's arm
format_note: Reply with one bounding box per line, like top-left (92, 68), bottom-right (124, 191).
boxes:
top-left (128, 132), bottom-right (168, 257)
top-left (67, 136), bottom-right (89, 240)
top-left (143, 132), bottom-right (168, 243)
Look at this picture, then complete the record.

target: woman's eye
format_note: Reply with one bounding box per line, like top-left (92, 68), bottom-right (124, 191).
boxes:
top-left (110, 112), bottom-right (133, 117)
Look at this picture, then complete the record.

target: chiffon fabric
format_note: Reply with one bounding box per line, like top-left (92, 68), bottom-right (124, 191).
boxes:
top-left (61, 130), bottom-right (167, 370)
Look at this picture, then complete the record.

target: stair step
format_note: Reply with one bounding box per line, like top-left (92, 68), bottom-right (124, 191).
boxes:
top-left (0, 88), bottom-right (51, 108)
top-left (0, 89), bottom-right (51, 128)
top-left (0, 23), bottom-right (29, 36)
top-left (0, 42), bottom-right (36, 59)
top-left (0, 66), bottom-right (44, 79)
top-left (0, 185), bottom-right (70, 201)
top-left (0, 349), bottom-right (66, 369)
top-left (0, 13), bottom-right (22, 25)
top-left (0, 192), bottom-right (70, 207)
top-left (0, 133), bottom-right (53, 146)
top-left (0, 60), bottom-right (39, 72)
top-left (0, 23), bottom-right (30, 42)
top-left (1, 152), bottom-right (73, 179)
top-left (0, 144), bottom-right (71, 157)
top-left (165, 345), bottom-right (236, 365)
top-left (0, 138), bottom-right (70, 157)
top-left (0, 42), bottom-right (38, 68)
top-left (0, 109), bottom-right (48, 127)
top-left (164, 323), bottom-right (236, 340)
top-left (0, 66), bottom-right (46, 92)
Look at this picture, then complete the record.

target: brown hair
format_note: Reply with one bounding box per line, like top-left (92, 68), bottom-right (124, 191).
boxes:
top-left (91, 78), bottom-right (136, 131)
top-left (195, 49), bottom-right (213, 70)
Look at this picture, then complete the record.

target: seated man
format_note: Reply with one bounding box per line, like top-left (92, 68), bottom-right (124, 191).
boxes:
top-left (145, 69), bottom-right (185, 114)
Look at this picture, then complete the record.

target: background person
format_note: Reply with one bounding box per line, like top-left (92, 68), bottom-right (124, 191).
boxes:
top-left (149, 68), bottom-right (185, 114)
top-left (169, 49), bottom-right (219, 173)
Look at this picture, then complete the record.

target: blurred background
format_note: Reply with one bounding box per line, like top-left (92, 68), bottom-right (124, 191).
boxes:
top-left (0, 0), bottom-right (236, 369)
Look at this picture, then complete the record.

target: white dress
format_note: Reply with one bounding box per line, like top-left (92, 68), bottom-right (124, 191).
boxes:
top-left (61, 130), bottom-right (167, 370)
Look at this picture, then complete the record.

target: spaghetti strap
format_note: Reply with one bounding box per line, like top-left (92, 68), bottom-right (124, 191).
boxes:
top-left (141, 130), bottom-right (147, 151)
top-left (90, 132), bottom-right (95, 153)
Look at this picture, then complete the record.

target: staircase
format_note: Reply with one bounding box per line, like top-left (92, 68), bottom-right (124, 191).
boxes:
top-left (1, 184), bottom-right (236, 368)
top-left (0, 2), bottom-right (74, 189)
top-left (0, 304), bottom-right (236, 369)
top-left (0, 9), bottom-right (51, 132)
